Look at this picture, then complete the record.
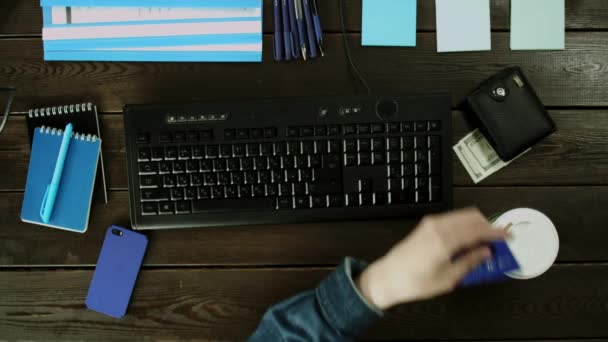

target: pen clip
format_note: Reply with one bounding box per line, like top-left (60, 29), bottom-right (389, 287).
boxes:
top-left (40, 185), bottom-right (50, 221)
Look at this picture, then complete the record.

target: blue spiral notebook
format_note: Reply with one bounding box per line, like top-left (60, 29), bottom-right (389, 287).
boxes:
top-left (21, 126), bottom-right (101, 233)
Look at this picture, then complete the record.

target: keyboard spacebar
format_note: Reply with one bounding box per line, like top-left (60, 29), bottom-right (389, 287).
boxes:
top-left (192, 198), bottom-right (276, 213)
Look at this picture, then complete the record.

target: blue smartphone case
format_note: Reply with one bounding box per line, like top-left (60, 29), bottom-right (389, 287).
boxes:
top-left (85, 226), bottom-right (148, 318)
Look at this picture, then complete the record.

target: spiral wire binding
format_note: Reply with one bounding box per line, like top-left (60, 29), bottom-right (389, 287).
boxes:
top-left (39, 125), bottom-right (98, 142)
top-left (29, 102), bottom-right (94, 118)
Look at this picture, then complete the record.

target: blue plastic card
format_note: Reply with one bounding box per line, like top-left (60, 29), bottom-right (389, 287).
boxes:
top-left (460, 240), bottom-right (520, 287)
top-left (362, 0), bottom-right (417, 47)
top-left (86, 226), bottom-right (148, 318)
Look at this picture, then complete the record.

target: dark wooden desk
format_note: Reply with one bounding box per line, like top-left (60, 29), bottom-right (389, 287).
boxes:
top-left (1, 0), bottom-right (607, 340)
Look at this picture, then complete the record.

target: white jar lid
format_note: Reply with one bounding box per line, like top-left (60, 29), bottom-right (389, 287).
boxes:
top-left (493, 208), bottom-right (559, 280)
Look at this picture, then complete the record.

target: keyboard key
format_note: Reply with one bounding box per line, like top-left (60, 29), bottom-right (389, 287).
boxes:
top-left (140, 175), bottom-right (160, 188)
top-left (388, 164), bottom-right (401, 177)
top-left (213, 159), bottom-right (226, 171)
top-left (253, 184), bottom-right (267, 197)
top-left (233, 144), bottom-right (246, 157)
top-left (328, 125), bottom-right (341, 136)
top-left (192, 198), bottom-right (275, 213)
top-left (186, 160), bottom-right (199, 173)
top-left (371, 123), bottom-right (384, 133)
top-left (312, 195), bottom-right (327, 208)
top-left (309, 181), bottom-right (341, 195)
top-left (172, 161), bottom-right (185, 173)
top-left (200, 160), bottom-right (213, 172)
top-left (415, 136), bottom-right (428, 150)
top-left (346, 193), bottom-right (359, 207)
top-left (314, 126), bottom-right (327, 136)
top-left (158, 201), bottom-right (174, 215)
top-left (267, 184), bottom-right (278, 196)
top-left (389, 190), bottom-right (415, 204)
top-left (247, 143), bottom-right (260, 156)
top-left (287, 127), bottom-right (299, 137)
top-left (310, 155), bottom-right (322, 168)
top-left (415, 121), bottom-right (428, 131)
top-left (198, 186), bottom-right (211, 199)
top-left (227, 158), bottom-right (240, 171)
top-left (387, 122), bottom-right (400, 133)
top-left (343, 125), bottom-right (356, 135)
top-left (328, 194), bottom-right (344, 207)
top-left (387, 137), bottom-right (401, 151)
top-left (302, 141), bottom-right (315, 154)
top-left (151, 148), bottom-right (164, 161)
top-left (201, 130), bottom-right (213, 141)
top-left (301, 126), bottom-right (314, 136)
top-left (239, 184), bottom-right (252, 197)
top-left (204, 173), bottom-right (217, 185)
top-left (165, 147), bottom-right (177, 160)
top-left (429, 121), bottom-right (441, 131)
top-left (269, 156), bottom-right (282, 169)
top-left (251, 128), bottom-right (263, 139)
top-left (220, 145), bottom-right (233, 157)
top-left (416, 189), bottom-right (429, 203)
top-left (245, 171), bottom-right (258, 184)
top-left (415, 150), bottom-right (428, 162)
top-left (159, 161), bottom-right (172, 174)
top-left (141, 202), bottom-right (157, 215)
top-left (186, 131), bottom-right (199, 142)
top-left (260, 170), bottom-right (272, 183)
top-left (358, 153), bottom-right (371, 165)
top-left (388, 151), bottom-right (402, 164)
top-left (314, 168), bottom-right (341, 182)
top-left (328, 140), bottom-right (341, 154)
top-left (222, 185), bottom-right (236, 198)
top-left (191, 174), bottom-right (202, 186)
top-left (281, 156), bottom-right (295, 169)
top-left (402, 137), bottom-right (414, 149)
top-left (138, 148), bottom-right (151, 161)
top-left (293, 183), bottom-right (307, 195)
top-left (176, 174), bottom-right (189, 187)
top-left (357, 124), bottom-right (370, 134)
top-left (192, 146), bottom-right (204, 159)
top-left (389, 178), bottom-right (402, 191)
top-left (274, 142), bottom-right (287, 155)
top-left (360, 193), bottom-right (374, 206)
top-left (402, 122), bottom-right (414, 132)
top-left (218, 172), bottom-right (231, 185)
top-left (171, 188), bottom-right (184, 200)
top-left (231, 171), bottom-right (245, 184)
top-left (358, 139), bottom-right (371, 152)
top-left (224, 129), bottom-right (236, 140)
top-left (295, 196), bottom-right (311, 209)
top-left (403, 150), bottom-right (415, 163)
top-left (241, 157), bottom-right (254, 170)
top-left (139, 162), bottom-right (158, 175)
top-left (296, 155), bottom-right (309, 168)
top-left (375, 192), bottom-right (388, 205)
top-left (344, 140), bottom-right (357, 153)
top-left (403, 164), bottom-right (415, 176)
top-left (176, 201), bottom-right (191, 214)
top-left (429, 136), bottom-right (441, 148)
top-left (174, 132), bottom-right (185, 143)
top-left (141, 189), bottom-right (169, 202)
top-left (254, 157), bottom-right (268, 170)
top-left (264, 127), bottom-right (277, 138)
top-left (261, 143), bottom-right (274, 156)
top-left (159, 132), bottom-right (172, 143)
top-left (136, 133), bottom-right (150, 144)
top-left (371, 138), bottom-right (385, 151)
top-left (286, 169), bottom-right (299, 182)
top-left (277, 197), bottom-right (293, 209)
top-left (358, 179), bottom-right (372, 192)
top-left (212, 186), bottom-right (225, 199)
top-left (288, 142), bottom-right (301, 155)
top-left (344, 154), bottom-right (357, 166)
top-left (237, 129), bottom-right (249, 139)
top-left (416, 163), bottom-right (429, 176)
top-left (163, 175), bottom-right (177, 188)
top-left (372, 152), bottom-right (385, 165)
top-left (206, 145), bottom-right (219, 158)
top-left (279, 183), bottom-right (291, 196)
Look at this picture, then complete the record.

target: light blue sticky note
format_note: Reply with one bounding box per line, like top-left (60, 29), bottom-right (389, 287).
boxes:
top-left (362, 0), bottom-right (417, 47)
top-left (511, 0), bottom-right (565, 50)
top-left (435, 0), bottom-right (491, 52)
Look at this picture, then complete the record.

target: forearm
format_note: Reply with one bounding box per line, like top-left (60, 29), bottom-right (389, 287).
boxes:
top-left (249, 257), bottom-right (383, 341)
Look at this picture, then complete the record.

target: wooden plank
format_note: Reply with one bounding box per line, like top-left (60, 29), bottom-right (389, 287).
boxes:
top-left (1, 265), bottom-right (608, 340)
top-left (2, 0), bottom-right (608, 35)
top-left (0, 33), bottom-right (607, 110)
top-left (2, 110), bottom-right (606, 190)
top-left (1, 186), bottom-right (606, 266)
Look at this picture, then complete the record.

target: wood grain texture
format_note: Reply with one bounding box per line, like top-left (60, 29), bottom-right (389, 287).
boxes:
top-left (1, 186), bottom-right (606, 266)
top-left (2, 0), bottom-right (608, 35)
top-left (1, 33), bottom-right (608, 111)
top-left (2, 110), bottom-right (606, 190)
top-left (2, 265), bottom-right (608, 341)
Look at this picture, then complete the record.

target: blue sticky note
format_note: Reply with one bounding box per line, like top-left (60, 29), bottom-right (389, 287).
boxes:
top-left (435, 0), bottom-right (491, 52)
top-left (511, 0), bottom-right (565, 50)
top-left (362, 0), bottom-right (417, 47)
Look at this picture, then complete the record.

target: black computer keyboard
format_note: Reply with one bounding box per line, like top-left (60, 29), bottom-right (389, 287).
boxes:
top-left (124, 95), bottom-right (452, 230)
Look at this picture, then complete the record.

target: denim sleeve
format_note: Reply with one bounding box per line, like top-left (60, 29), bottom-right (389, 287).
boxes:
top-left (248, 257), bottom-right (383, 342)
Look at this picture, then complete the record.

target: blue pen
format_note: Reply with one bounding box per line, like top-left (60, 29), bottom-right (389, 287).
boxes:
top-left (302, 0), bottom-right (318, 59)
top-left (294, 0), bottom-right (307, 60)
top-left (311, 0), bottom-right (324, 57)
top-left (40, 123), bottom-right (73, 223)
top-left (281, 0), bottom-right (292, 61)
top-left (273, 0), bottom-right (283, 61)
top-left (287, 0), bottom-right (301, 59)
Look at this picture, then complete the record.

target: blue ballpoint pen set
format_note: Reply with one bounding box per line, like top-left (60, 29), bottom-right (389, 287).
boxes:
top-left (274, 0), bottom-right (324, 61)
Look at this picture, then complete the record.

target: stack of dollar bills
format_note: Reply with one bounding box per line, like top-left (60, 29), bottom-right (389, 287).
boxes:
top-left (453, 129), bottom-right (529, 183)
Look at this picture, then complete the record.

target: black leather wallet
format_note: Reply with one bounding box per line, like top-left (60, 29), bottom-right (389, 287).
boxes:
top-left (467, 67), bottom-right (556, 161)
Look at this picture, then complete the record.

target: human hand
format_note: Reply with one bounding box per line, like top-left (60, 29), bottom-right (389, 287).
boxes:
top-left (357, 208), bottom-right (509, 310)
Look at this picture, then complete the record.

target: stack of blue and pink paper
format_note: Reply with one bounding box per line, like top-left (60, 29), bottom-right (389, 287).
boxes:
top-left (41, 0), bottom-right (263, 62)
